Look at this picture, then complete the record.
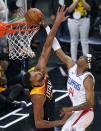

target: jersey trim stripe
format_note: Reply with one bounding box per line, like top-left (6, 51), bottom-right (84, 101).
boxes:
top-left (72, 109), bottom-right (93, 126)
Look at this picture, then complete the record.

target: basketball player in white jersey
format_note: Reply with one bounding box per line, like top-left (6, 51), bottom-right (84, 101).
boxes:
top-left (59, 54), bottom-right (95, 131)
top-left (45, 26), bottom-right (95, 131)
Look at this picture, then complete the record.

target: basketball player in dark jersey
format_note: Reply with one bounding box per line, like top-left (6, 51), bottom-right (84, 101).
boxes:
top-left (22, 6), bottom-right (72, 131)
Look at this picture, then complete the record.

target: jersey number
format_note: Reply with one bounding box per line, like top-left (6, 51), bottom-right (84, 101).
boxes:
top-left (69, 87), bottom-right (74, 97)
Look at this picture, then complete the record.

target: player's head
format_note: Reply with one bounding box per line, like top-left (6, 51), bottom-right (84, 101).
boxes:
top-left (77, 54), bottom-right (96, 71)
top-left (22, 71), bottom-right (45, 88)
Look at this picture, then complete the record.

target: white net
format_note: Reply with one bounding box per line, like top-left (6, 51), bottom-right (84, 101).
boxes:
top-left (7, 24), bottom-right (39, 60)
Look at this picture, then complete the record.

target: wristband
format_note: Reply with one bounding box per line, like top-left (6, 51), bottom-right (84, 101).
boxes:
top-left (45, 26), bottom-right (61, 51)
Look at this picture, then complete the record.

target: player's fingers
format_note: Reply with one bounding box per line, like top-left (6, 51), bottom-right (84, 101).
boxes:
top-left (64, 7), bottom-right (69, 14)
top-left (57, 6), bottom-right (61, 13)
top-left (64, 15), bottom-right (70, 21)
top-left (60, 5), bottom-right (66, 12)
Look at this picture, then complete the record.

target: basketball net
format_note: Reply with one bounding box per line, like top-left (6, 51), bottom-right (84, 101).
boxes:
top-left (0, 21), bottom-right (40, 60)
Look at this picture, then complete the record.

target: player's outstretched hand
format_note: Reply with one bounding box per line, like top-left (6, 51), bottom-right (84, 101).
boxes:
top-left (55, 6), bottom-right (69, 24)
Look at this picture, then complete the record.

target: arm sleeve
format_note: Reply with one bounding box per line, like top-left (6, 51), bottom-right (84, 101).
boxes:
top-left (45, 26), bottom-right (61, 51)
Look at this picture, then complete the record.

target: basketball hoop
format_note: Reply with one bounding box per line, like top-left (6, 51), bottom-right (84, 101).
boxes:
top-left (0, 21), bottom-right (40, 60)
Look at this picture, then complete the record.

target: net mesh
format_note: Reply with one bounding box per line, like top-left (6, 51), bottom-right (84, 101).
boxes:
top-left (7, 23), bottom-right (39, 60)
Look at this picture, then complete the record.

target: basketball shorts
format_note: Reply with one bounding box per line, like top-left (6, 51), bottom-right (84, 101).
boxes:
top-left (61, 109), bottom-right (94, 131)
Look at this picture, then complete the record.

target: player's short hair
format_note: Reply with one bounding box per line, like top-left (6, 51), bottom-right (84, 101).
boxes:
top-left (22, 72), bottom-right (32, 88)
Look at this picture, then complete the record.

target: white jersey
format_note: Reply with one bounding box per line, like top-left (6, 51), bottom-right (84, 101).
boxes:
top-left (67, 64), bottom-right (95, 107)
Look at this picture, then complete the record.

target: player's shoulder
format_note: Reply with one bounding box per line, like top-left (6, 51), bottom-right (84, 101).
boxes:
top-left (84, 73), bottom-right (94, 81)
top-left (83, 72), bottom-right (95, 86)
top-left (31, 94), bottom-right (45, 105)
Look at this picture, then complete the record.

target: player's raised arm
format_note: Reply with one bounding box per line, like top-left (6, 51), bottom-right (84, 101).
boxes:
top-left (55, 49), bottom-right (75, 70)
top-left (45, 26), bottom-right (75, 70)
top-left (36, 6), bottom-right (69, 69)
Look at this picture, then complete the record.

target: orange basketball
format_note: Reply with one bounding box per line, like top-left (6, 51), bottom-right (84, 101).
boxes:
top-left (25, 8), bottom-right (43, 25)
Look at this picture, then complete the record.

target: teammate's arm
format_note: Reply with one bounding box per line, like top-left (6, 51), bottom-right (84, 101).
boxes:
top-left (67, 0), bottom-right (79, 13)
top-left (31, 94), bottom-right (69, 128)
top-left (80, 0), bottom-right (91, 11)
top-left (60, 75), bottom-right (94, 115)
top-left (36, 6), bottom-right (69, 70)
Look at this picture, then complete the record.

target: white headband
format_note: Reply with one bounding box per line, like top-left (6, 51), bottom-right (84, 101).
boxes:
top-left (86, 54), bottom-right (92, 69)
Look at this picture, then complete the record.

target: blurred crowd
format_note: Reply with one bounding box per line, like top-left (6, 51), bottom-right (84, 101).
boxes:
top-left (0, 0), bottom-right (101, 111)
top-left (0, 0), bottom-right (38, 110)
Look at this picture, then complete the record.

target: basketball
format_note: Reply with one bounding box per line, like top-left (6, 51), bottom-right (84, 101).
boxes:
top-left (25, 8), bottom-right (43, 25)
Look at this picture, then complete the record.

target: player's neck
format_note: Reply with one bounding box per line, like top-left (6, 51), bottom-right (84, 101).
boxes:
top-left (77, 66), bottom-right (87, 75)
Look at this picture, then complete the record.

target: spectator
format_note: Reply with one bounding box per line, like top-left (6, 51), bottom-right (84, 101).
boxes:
top-left (0, 0), bottom-right (8, 65)
top-left (48, 0), bottom-right (68, 40)
top-left (99, 5), bottom-right (101, 10)
top-left (67, 0), bottom-right (93, 61)
top-left (89, 0), bottom-right (97, 35)
top-left (6, 58), bottom-right (26, 86)
top-left (98, 2), bottom-right (101, 35)
top-left (0, 60), bottom-right (27, 110)
top-left (27, 0), bottom-right (37, 9)
top-left (7, 0), bottom-right (18, 19)
top-left (0, 0), bottom-right (8, 22)
top-left (30, 0), bottom-right (37, 8)
top-left (5, 57), bottom-right (29, 99)
top-left (96, 0), bottom-right (101, 10)
top-left (94, 0), bottom-right (101, 35)
top-left (16, 0), bottom-right (25, 17)
top-left (0, 46), bottom-right (28, 107)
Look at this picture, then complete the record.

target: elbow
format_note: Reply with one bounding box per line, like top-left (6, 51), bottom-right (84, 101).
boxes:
top-left (67, 8), bottom-right (72, 13)
top-left (88, 101), bottom-right (94, 108)
top-left (66, 7), bottom-right (72, 13)
top-left (35, 122), bottom-right (41, 129)
top-left (35, 121), bottom-right (43, 129)
top-left (89, 104), bottom-right (94, 108)
top-left (90, 102), bottom-right (94, 108)
top-left (88, 6), bottom-right (91, 11)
